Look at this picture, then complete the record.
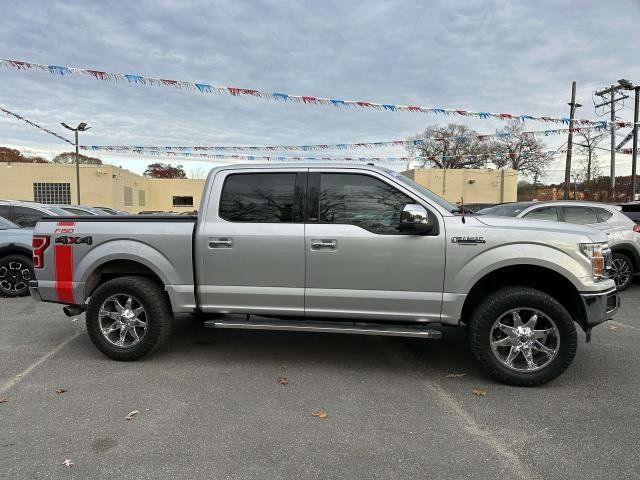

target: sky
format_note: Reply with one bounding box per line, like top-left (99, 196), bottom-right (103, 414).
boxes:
top-left (1, 0), bottom-right (640, 182)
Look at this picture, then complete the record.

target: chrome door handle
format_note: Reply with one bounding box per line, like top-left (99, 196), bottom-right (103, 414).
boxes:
top-left (208, 238), bottom-right (233, 249)
top-left (311, 239), bottom-right (337, 251)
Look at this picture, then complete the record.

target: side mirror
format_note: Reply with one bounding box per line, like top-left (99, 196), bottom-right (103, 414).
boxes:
top-left (399, 204), bottom-right (435, 234)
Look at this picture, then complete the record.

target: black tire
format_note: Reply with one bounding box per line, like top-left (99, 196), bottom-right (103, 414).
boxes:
top-left (610, 252), bottom-right (633, 291)
top-left (468, 287), bottom-right (577, 386)
top-left (86, 276), bottom-right (173, 361)
top-left (0, 254), bottom-right (33, 297)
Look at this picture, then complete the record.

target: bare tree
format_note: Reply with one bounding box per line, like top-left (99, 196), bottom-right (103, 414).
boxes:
top-left (409, 124), bottom-right (493, 169)
top-left (188, 167), bottom-right (208, 179)
top-left (575, 129), bottom-right (606, 181)
top-left (489, 120), bottom-right (551, 179)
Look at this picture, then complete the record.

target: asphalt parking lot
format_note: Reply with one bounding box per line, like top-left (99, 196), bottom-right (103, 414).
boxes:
top-left (1, 286), bottom-right (639, 480)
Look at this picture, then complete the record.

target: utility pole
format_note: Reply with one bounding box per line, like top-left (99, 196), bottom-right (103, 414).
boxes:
top-left (61, 122), bottom-right (91, 205)
top-left (595, 84), bottom-right (628, 199)
top-left (632, 87), bottom-right (639, 200)
top-left (564, 81), bottom-right (581, 199)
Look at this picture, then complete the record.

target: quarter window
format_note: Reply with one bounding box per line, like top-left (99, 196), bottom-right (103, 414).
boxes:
top-left (523, 206), bottom-right (558, 221)
top-left (316, 173), bottom-right (415, 234)
top-left (13, 206), bottom-right (44, 228)
top-left (219, 173), bottom-right (298, 223)
top-left (595, 208), bottom-right (613, 222)
top-left (562, 206), bottom-right (599, 225)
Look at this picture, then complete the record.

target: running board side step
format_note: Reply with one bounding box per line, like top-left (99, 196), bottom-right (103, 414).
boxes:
top-left (204, 319), bottom-right (442, 339)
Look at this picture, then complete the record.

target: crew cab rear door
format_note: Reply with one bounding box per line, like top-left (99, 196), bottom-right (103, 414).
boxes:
top-left (304, 169), bottom-right (446, 321)
top-left (197, 168), bottom-right (306, 316)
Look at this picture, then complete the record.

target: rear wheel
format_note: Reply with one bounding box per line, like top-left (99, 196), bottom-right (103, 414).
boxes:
top-left (468, 287), bottom-right (577, 386)
top-left (610, 253), bottom-right (633, 290)
top-left (86, 276), bottom-right (173, 360)
top-left (0, 254), bottom-right (33, 297)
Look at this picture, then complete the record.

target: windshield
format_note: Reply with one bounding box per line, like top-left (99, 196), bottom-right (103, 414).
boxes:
top-left (389, 171), bottom-right (458, 212)
top-left (477, 203), bottom-right (532, 217)
top-left (0, 216), bottom-right (18, 229)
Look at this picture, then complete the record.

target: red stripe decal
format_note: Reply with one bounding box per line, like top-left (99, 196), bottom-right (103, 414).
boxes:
top-left (54, 221), bottom-right (76, 303)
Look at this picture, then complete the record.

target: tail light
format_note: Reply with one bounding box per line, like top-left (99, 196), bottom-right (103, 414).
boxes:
top-left (32, 235), bottom-right (50, 269)
top-left (633, 224), bottom-right (640, 234)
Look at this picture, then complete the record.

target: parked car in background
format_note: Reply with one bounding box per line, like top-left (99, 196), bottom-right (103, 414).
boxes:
top-left (617, 202), bottom-right (640, 224)
top-left (93, 206), bottom-right (129, 215)
top-left (477, 201), bottom-right (640, 289)
top-left (0, 200), bottom-right (75, 228)
top-left (0, 216), bottom-right (34, 297)
top-left (58, 205), bottom-right (110, 216)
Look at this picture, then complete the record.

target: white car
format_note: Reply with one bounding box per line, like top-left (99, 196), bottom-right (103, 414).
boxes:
top-left (478, 201), bottom-right (640, 290)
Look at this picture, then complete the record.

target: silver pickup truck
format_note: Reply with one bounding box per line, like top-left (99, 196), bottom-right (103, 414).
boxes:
top-left (30, 164), bottom-right (619, 386)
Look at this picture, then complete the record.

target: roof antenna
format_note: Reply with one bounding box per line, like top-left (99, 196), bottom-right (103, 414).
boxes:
top-left (460, 197), bottom-right (465, 224)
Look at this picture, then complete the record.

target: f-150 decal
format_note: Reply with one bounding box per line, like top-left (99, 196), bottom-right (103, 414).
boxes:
top-left (55, 236), bottom-right (93, 246)
top-left (451, 236), bottom-right (485, 244)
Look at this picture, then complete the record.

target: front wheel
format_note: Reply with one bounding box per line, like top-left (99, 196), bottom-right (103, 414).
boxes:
top-left (610, 252), bottom-right (633, 290)
top-left (86, 276), bottom-right (173, 361)
top-left (468, 287), bottom-right (577, 386)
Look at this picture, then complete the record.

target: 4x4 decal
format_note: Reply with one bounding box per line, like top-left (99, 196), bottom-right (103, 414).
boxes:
top-left (55, 236), bottom-right (93, 246)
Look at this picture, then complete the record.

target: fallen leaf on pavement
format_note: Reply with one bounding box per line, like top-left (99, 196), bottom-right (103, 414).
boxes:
top-left (62, 459), bottom-right (74, 468)
top-left (312, 409), bottom-right (328, 419)
top-left (0, 397), bottom-right (7, 404)
top-left (446, 373), bottom-right (466, 378)
top-left (55, 388), bottom-right (67, 394)
top-left (125, 410), bottom-right (139, 420)
top-left (276, 376), bottom-right (289, 385)
top-left (472, 388), bottom-right (487, 397)
top-left (607, 324), bottom-right (618, 331)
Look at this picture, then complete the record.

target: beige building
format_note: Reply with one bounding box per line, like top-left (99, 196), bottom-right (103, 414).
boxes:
top-left (402, 168), bottom-right (518, 204)
top-left (0, 162), bottom-right (205, 213)
top-left (0, 163), bottom-right (517, 212)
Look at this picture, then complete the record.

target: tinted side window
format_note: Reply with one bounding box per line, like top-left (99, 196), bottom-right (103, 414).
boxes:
top-left (0, 204), bottom-right (10, 222)
top-left (13, 206), bottom-right (44, 228)
top-left (317, 173), bottom-right (414, 234)
top-left (523, 207), bottom-right (558, 221)
top-left (562, 206), bottom-right (599, 225)
top-left (219, 173), bottom-right (299, 223)
top-left (595, 208), bottom-right (613, 222)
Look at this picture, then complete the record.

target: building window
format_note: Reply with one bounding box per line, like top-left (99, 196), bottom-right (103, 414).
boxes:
top-left (33, 182), bottom-right (71, 204)
top-left (173, 196), bottom-right (194, 207)
top-left (138, 190), bottom-right (146, 207)
top-left (124, 187), bottom-right (133, 206)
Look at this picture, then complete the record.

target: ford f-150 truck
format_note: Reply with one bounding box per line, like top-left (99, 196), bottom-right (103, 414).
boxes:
top-left (30, 164), bottom-right (620, 386)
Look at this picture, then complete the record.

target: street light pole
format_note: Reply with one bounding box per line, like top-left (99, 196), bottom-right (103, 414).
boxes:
top-left (61, 122), bottom-right (90, 205)
top-left (632, 86), bottom-right (639, 201)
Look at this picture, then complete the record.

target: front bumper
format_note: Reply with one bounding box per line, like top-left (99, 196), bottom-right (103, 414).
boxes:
top-left (580, 287), bottom-right (619, 329)
top-left (29, 280), bottom-right (42, 302)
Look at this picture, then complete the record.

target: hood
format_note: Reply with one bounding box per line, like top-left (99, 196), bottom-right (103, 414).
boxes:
top-left (475, 216), bottom-right (608, 243)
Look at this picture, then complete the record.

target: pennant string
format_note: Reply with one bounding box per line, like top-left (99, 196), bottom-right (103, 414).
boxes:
top-left (0, 106), bottom-right (73, 144)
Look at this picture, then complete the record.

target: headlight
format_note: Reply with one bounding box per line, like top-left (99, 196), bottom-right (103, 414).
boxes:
top-left (579, 242), bottom-right (608, 281)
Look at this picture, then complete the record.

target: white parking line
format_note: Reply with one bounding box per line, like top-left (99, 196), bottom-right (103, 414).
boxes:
top-left (378, 339), bottom-right (540, 480)
top-left (0, 331), bottom-right (83, 395)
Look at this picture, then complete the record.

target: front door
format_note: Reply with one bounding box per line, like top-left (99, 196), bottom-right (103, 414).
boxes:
top-left (304, 170), bottom-right (446, 322)
top-left (199, 169), bottom-right (306, 316)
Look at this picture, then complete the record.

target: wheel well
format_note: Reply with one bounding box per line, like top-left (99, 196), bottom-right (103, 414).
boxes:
top-left (84, 260), bottom-right (164, 300)
top-left (0, 246), bottom-right (32, 260)
top-left (610, 245), bottom-right (639, 271)
top-left (460, 265), bottom-right (586, 329)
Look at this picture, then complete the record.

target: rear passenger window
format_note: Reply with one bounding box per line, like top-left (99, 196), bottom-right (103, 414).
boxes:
top-left (595, 208), bottom-right (613, 222)
top-left (523, 207), bottom-right (558, 221)
top-left (12, 206), bottom-right (44, 228)
top-left (219, 173), bottom-right (299, 223)
top-left (562, 206), bottom-right (599, 225)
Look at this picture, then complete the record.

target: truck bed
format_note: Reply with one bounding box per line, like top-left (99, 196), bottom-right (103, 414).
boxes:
top-left (32, 215), bottom-right (197, 312)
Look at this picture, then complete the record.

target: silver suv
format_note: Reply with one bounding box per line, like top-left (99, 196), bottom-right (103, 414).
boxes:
top-left (478, 201), bottom-right (640, 289)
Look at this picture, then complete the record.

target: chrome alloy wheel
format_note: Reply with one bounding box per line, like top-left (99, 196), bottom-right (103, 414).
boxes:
top-left (0, 261), bottom-right (31, 294)
top-left (610, 257), bottom-right (632, 287)
top-left (489, 308), bottom-right (560, 372)
top-left (99, 294), bottom-right (148, 348)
